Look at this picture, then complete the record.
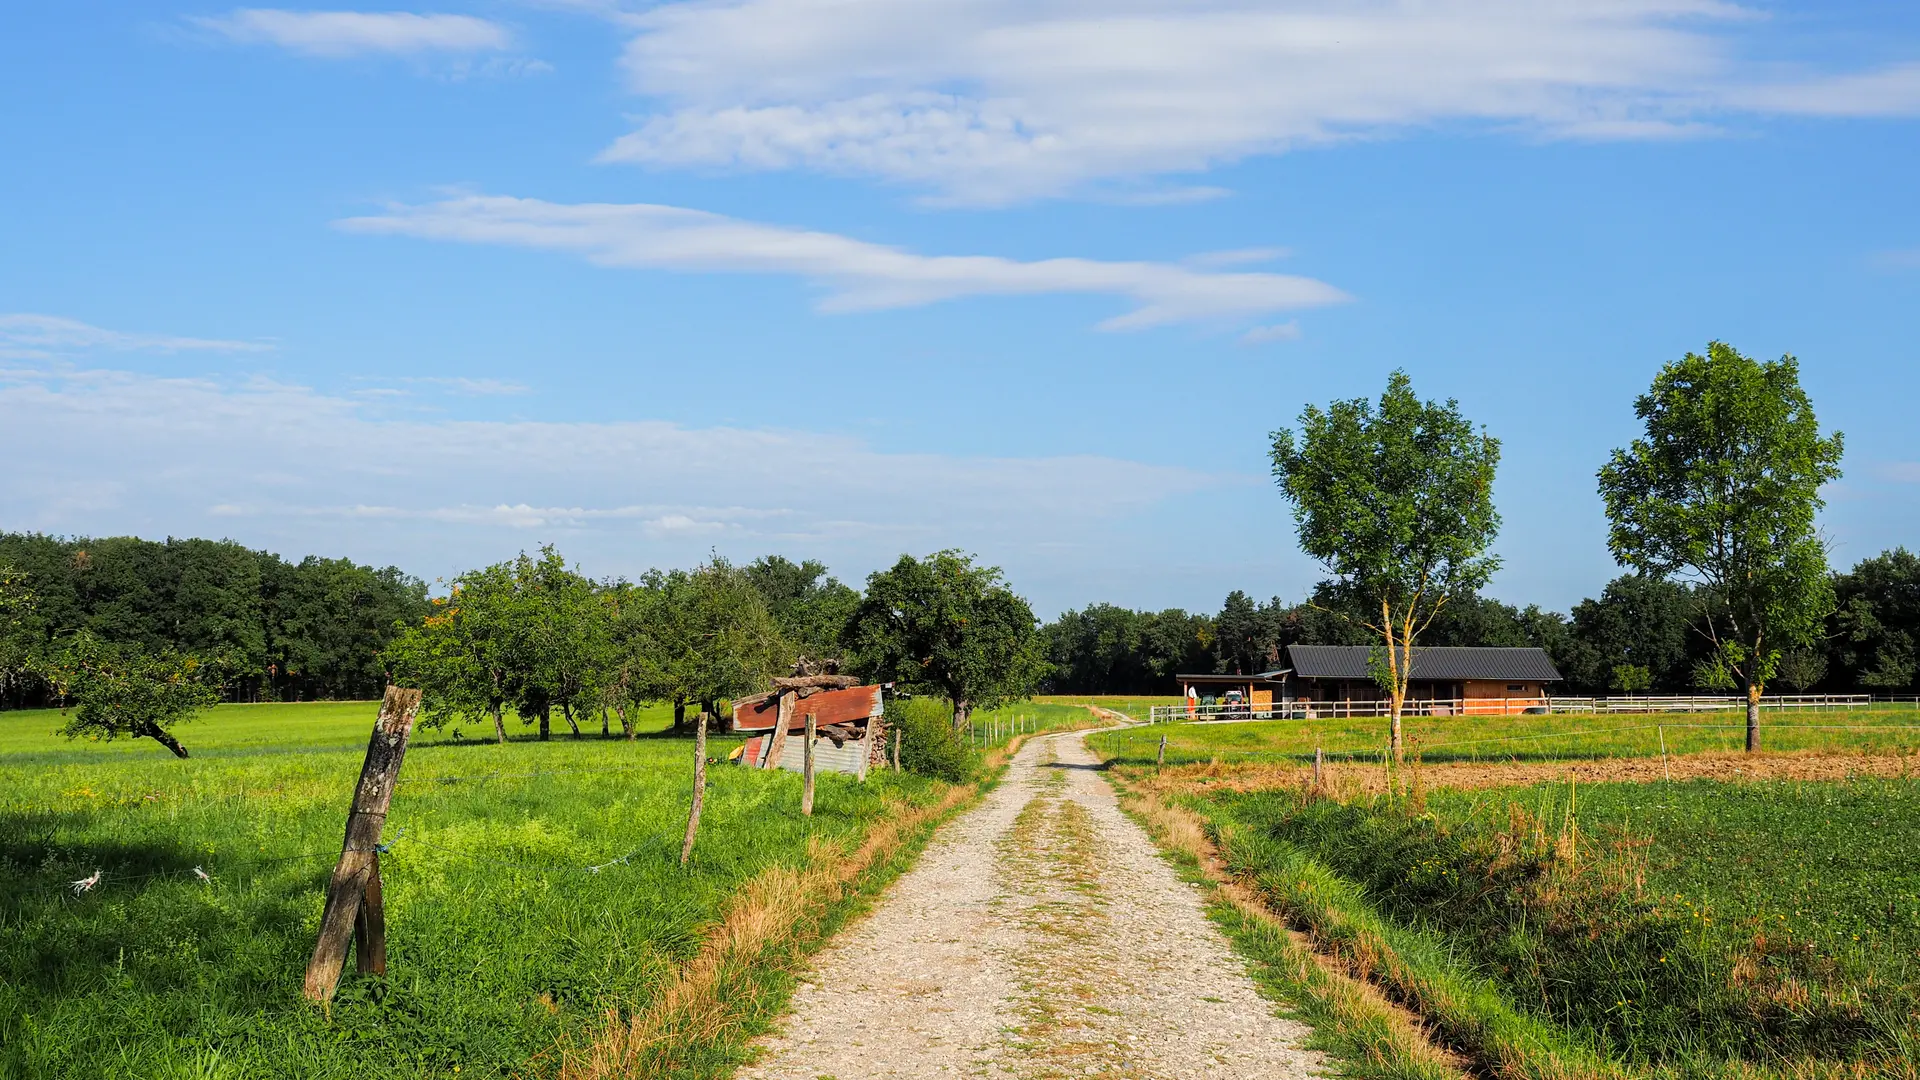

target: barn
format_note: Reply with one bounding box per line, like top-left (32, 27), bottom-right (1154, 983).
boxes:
top-left (1178, 643), bottom-right (1563, 717)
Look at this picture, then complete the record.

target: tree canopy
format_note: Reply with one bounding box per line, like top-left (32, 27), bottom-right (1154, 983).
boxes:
top-left (1270, 369), bottom-right (1502, 757)
top-left (1597, 342), bottom-right (1844, 749)
top-left (45, 632), bottom-right (220, 758)
top-left (844, 550), bottom-right (1046, 727)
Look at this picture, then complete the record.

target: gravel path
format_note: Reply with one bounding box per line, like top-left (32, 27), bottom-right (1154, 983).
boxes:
top-left (734, 729), bottom-right (1326, 1080)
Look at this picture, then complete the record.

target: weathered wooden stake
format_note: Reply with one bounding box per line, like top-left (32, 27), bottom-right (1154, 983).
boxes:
top-left (303, 685), bottom-right (422, 1002)
top-left (680, 710), bottom-right (709, 865)
top-left (1157, 734), bottom-right (1167, 767)
top-left (801, 712), bottom-right (817, 816)
top-left (763, 690), bottom-right (796, 768)
top-left (1658, 725), bottom-right (1670, 782)
top-left (1313, 746), bottom-right (1324, 789)
top-left (892, 723), bottom-right (902, 771)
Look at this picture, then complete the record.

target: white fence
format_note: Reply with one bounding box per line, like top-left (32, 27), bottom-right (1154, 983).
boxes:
top-left (1147, 693), bottom-right (1875, 724)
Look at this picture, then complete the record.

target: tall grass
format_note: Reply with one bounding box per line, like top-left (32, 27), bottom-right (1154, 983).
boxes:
top-left (0, 702), bottom-right (948, 1078)
top-left (1191, 777), bottom-right (1920, 1077)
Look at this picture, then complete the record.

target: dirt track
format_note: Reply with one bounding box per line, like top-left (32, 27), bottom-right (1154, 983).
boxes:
top-left (733, 729), bottom-right (1325, 1080)
top-left (1153, 748), bottom-right (1920, 794)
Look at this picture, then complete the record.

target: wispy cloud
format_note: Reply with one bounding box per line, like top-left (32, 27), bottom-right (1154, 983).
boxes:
top-left (336, 194), bottom-right (1349, 329)
top-left (0, 314), bottom-right (271, 360)
top-left (599, 0), bottom-right (1920, 203)
top-left (1239, 321), bottom-right (1302, 345)
top-left (0, 358), bottom-right (1235, 589)
top-left (1871, 249), bottom-right (1920, 271)
top-left (191, 9), bottom-right (513, 56)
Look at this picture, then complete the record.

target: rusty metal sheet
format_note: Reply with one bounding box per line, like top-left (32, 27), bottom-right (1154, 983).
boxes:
top-left (730, 685), bottom-right (883, 733)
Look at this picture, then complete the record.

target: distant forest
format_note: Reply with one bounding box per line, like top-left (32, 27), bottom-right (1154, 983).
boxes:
top-left (1, 530), bottom-right (1915, 705)
top-left (1041, 550), bottom-right (1920, 697)
top-left (0, 532), bottom-right (429, 706)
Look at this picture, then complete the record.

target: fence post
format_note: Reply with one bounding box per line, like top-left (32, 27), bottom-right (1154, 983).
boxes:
top-left (1157, 734), bottom-right (1167, 768)
top-left (1658, 725), bottom-right (1670, 783)
top-left (763, 690), bottom-right (796, 769)
top-left (801, 712), bottom-right (817, 816)
top-left (679, 710), bottom-right (710, 864)
top-left (893, 722), bottom-right (902, 771)
top-left (1314, 746), bottom-right (1323, 789)
top-left (303, 685), bottom-right (422, 1002)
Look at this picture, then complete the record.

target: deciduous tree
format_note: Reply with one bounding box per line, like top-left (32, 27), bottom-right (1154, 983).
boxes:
top-left (1597, 342), bottom-right (1844, 751)
top-left (845, 551), bottom-right (1046, 729)
top-left (46, 632), bottom-right (219, 758)
top-left (1271, 370), bottom-right (1502, 759)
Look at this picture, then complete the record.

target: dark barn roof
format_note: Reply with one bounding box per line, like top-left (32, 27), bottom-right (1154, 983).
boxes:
top-left (1286, 645), bottom-right (1563, 683)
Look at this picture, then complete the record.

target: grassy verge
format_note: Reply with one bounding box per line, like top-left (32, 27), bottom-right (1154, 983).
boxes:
top-left (1113, 751), bottom-right (1920, 1080)
top-left (0, 702), bottom-right (952, 1079)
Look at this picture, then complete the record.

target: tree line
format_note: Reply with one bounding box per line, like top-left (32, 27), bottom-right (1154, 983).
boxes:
top-left (0, 540), bottom-right (1047, 758)
top-left (1040, 551), bottom-right (1918, 698)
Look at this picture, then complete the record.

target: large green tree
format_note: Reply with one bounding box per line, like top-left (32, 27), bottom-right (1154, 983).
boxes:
top-left (1271, 370), bottom-right (1502, 759)
top-left (634, 557), bottom-right (787, 731)
top-left (384, 559), bottom-right (525, 743)
top-left (1832, 548), bottom-right (1920, 692)
top-left (1597, 342), bottom-right (1844, 751)
top-left (845, 551), bottom-right (1046, 728)
top-left (745, 555), bottom-right (859, 662)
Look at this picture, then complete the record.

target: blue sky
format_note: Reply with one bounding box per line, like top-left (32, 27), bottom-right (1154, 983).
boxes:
top-left (3, 1), bottom-right (1917, 617)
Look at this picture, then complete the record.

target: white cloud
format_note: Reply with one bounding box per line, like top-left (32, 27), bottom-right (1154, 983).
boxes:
top-left (1239, 320), bottom-right (1301, 344)
top-left (0, 359), bottom-right (1238, 591)
top-left (0, 314), bottom-right (271, 359)
top-left (337, 194), bottom-right (1348, 328)
top-left (600, 0), bottom-right (1920, 202)
top-left (193, 10), bottom-right (513, 56)
top-left (1871, 249), bottom-right (1920, 271)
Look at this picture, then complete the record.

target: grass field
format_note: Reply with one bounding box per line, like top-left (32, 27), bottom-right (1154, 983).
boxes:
top-left (1107, 705), bottom-right (1920, 1079)
top-left (0, 700), bottom-right (958, 1079)
top-left (1091, 704), bottom-right (1920, 767)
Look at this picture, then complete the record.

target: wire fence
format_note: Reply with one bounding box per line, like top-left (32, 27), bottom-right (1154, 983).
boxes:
top-left (1147, 693), bottom-right (1888, 724)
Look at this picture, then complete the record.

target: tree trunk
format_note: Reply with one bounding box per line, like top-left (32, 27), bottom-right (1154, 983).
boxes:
top-left (600, 709), bottom-right (609, 737)
top-left (673, 698), bottom-right (687, 734)
top-left (616, 703), bottom-right (634, 740)
top-left (561, 701), bottom-right (582, 739)
top-left (492, 703), bottom-right (507, 745)
top-left (952, 697), bottom-right (972, 731)
top-left (539, 706), bottom-right (550, 741)
top-left (138, 720), bottom-right (190, 759)
top-left (1746, 681), bottom-right (1762, 753)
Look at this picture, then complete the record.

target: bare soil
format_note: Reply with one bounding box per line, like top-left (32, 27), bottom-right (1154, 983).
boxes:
top-left (732, 730), bottom-right (1327, 1080)
top-left (1144, 748), bottom-right (1920, 796)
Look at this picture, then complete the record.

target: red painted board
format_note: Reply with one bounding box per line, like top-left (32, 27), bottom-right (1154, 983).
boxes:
top-left (730, 685), bottom-right (883, 732)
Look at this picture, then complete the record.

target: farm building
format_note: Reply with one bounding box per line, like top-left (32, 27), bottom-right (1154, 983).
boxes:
top-left (1179, 644), bottom-right (1563, 716)
top-left (730, 680), bottom-right (886, 778)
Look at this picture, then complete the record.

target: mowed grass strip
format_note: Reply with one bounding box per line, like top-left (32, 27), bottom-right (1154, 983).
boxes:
top-left (1092, 704), bottom-right (1920, 768)
top-left (1, 701), bottom-right (953, 1079)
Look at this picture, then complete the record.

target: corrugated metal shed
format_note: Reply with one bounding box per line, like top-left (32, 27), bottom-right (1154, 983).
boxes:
top-left (1287, 645), bottom-right (1563, 682)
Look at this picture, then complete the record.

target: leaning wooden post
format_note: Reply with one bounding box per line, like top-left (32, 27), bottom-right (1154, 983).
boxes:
top-left (892, 722), bottom-right (902, 772)
top-left (681, 710), bottom-right (709, 865)
top-left (1157, 734), bottom-right (1167, 767)
top-left (801, 712), bottom-right (817, 816)
top-left (763, 690), bottom-right (796, 768)
top-left (303, 686), bottom-right (422, 1002)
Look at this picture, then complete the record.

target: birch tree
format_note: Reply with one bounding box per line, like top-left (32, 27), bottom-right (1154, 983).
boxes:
top-left (1270, 370), bottom-right (1502, 760)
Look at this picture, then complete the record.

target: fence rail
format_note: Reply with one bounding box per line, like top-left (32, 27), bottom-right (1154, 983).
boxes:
top-left (1147, 693), bottom-right (1877, 724)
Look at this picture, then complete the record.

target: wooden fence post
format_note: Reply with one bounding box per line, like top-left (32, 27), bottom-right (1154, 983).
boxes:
top-left (801, 712), bottom-right (817, 816)
top-left (892, 723), bottom-right (901, 772)
top-left (303, 686), bottom-right (422, 1002)
top-left (1313, 746), bottom-right (1324, 790)
top-left (680, 710), bottom-right (709, 865)
top-left (763, 690), bottom-right (796, 768)
top-left (1157, 734), bottom-right (1167, 767)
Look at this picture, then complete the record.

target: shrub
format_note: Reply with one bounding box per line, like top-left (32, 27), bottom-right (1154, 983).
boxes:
top-left (887, 697), bottom-right (976, 782)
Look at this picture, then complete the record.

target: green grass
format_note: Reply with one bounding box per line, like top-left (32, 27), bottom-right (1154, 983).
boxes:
top-left (1188, 776), bottom-right (1920, 1076)
top-left (0, 701), bottom-right (952, 1079)
top-left (1032, 695), bottom-right (1179, 724)
top-left (959, 701), bottom-right (1107, 751)
top-left (1089, 704), bottom-right (1920, 767)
